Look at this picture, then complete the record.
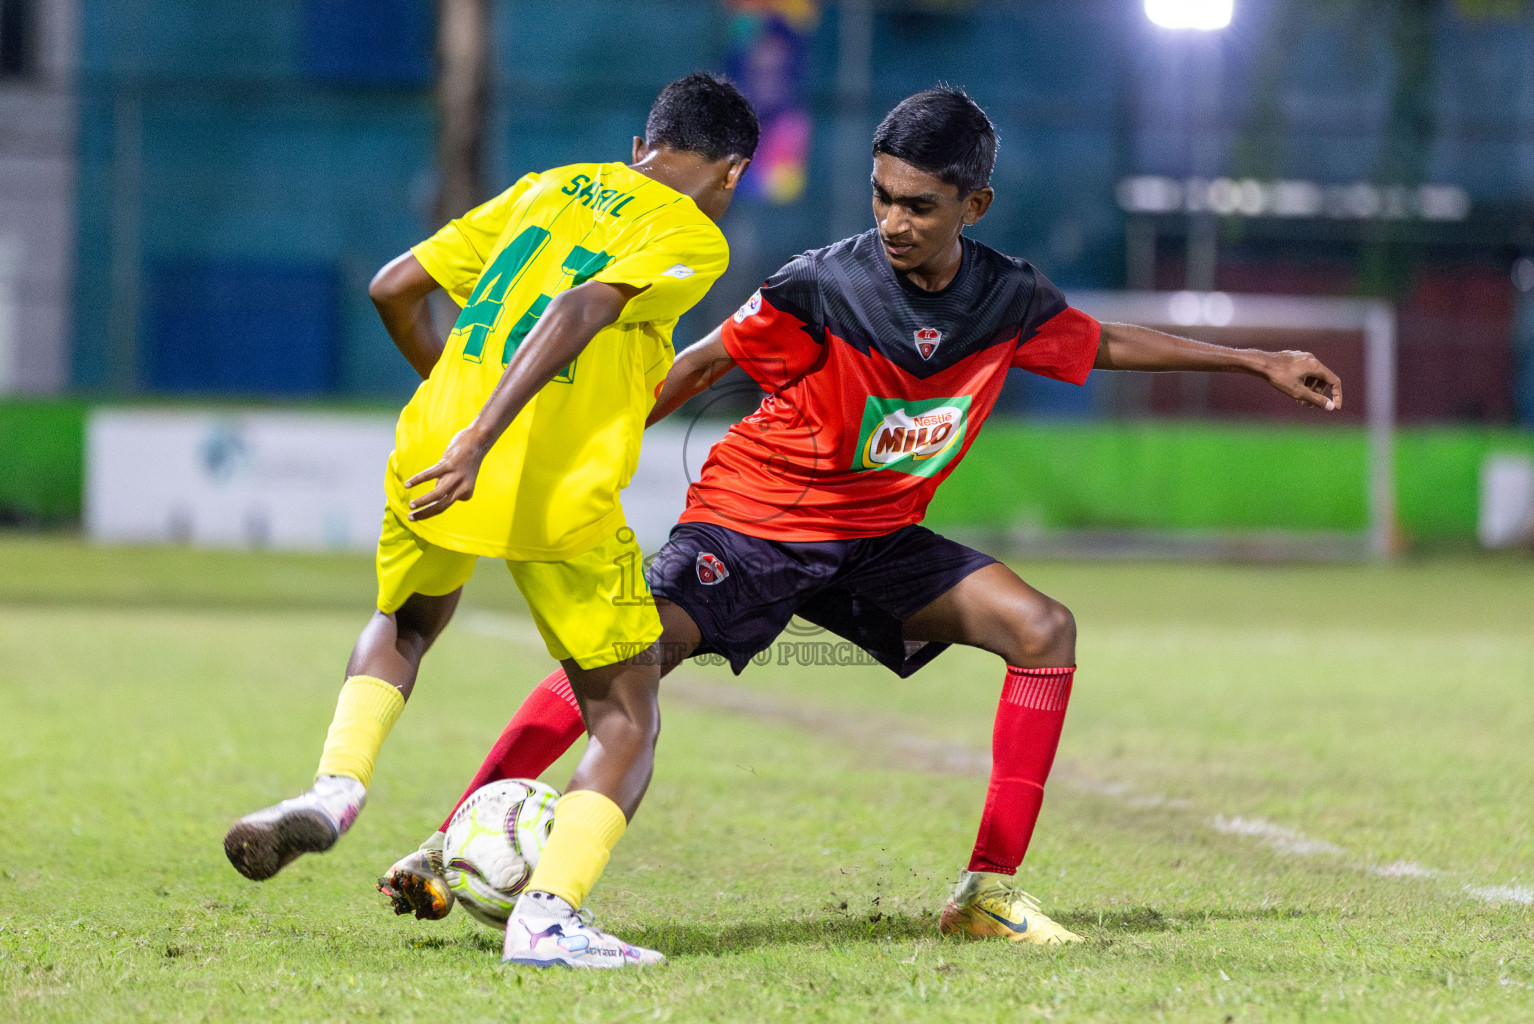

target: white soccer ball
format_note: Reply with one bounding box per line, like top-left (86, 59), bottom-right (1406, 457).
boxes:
top-left (441, 778), bottom-right (560, 928)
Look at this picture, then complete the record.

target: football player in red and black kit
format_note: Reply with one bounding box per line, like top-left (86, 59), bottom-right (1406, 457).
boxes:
top-left (380, 87), bottom-right (1342, 948)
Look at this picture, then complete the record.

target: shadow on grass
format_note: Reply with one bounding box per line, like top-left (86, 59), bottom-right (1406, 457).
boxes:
top-left (1066, 905), bottom-right (1173, 934)
top-left (396, 916), bottom-right (939, 963)
top-left (1063, 904), bottom-right (1307, 935)
top-left (404, 903), bottom-right (1310, 960)
top-left (621, 912), bottom-right (941, 957)
top-left (397, 930), bottom-right (504, 955)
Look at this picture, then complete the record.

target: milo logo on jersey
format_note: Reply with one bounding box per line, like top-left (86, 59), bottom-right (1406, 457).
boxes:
top-left (852, 395), bottom-right (972, 477)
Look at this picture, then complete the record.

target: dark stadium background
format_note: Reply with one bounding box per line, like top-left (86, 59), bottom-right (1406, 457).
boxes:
top-left (1, 0), bottom-right (1532, 546)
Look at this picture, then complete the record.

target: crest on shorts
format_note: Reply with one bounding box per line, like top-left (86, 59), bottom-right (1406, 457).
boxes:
top-left (914, 327), bottom-right (942, 360)
top-left (695, 552), bottom-right (729, 585)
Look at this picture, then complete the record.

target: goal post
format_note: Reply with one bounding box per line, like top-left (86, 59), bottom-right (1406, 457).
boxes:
top-left (1070, 290), bottom-right (1398, 560)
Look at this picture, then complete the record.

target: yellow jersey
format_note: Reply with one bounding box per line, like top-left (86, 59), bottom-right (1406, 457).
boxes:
top-left (389, 162), bottom-right (729, 560)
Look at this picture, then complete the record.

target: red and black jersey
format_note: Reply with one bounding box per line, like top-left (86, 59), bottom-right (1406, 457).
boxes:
top-left (680, 229), bottom-right (1101, 542)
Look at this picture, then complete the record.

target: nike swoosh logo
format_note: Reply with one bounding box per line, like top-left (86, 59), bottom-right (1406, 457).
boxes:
top-left (980, 907), bottom-right (1029, 934)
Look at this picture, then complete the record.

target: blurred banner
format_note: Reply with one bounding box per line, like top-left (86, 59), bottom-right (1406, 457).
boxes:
top-left (26, 401), bottom-right (1532, 555)
top-left (724, 0), bottom-right (817, 204)
top-left (86, 410), bottom-right (396, 551)
top-left (1479, 453), bottom-right (1534, 549)
top-left (81, 407), bottom-right (730, 555)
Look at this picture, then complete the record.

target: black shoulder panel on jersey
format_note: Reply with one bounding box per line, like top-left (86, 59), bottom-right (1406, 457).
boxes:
top-left (758, 253), bottom-right (823, 346)
top-left (809, 231), bottom-right (1051, 379)
top-left (1016, 258), bottom-right (1069, 343)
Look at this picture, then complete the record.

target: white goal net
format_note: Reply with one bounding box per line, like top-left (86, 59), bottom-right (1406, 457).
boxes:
top-left (1070, 290), bottom-right (1397, 560)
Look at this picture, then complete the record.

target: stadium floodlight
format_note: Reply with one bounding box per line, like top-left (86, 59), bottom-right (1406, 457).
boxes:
top-left (1144, 0), bottom-right (1233, 29)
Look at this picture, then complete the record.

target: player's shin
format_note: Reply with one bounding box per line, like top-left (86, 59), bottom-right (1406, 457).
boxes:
top-left (383, 670), bottom-right (586, 919)
top-left (503, 789), bottom-right (665, 968)
top-left (940, 665), bottom-right (1082, 944)
top-left (504, 652), bottom-right (661, 965)
top-left (523, 788), bottom-right (628, 909)
top-left (438, 668), bottom-right (586, 832)
top-left (969, 665), bottom-right (1075, 874)
top-left (315, 674), bottom-right (406, 797)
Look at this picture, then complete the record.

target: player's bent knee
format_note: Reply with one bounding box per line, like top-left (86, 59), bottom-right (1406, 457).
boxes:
top-left (1008, 597), bottom-right (1076, 664)
top-left (1047, 599), bottom-right (1077, 651)
top-left (392, 590), bottom-right (460, 647)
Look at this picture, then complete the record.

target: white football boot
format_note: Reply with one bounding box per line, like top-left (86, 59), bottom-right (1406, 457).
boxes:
top-left (502, 891), bottom-right (665, 969)
top-left (223, 775), bottom-right (366, 881)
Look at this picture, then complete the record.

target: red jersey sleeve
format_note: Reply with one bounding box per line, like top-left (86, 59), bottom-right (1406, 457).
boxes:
top-left (1010, 267), bottom-right (1101, 386)
top-left (720, 255), bottom-right (825, 391)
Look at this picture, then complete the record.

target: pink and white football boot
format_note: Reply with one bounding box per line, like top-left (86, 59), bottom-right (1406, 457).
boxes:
top-left (502, 891), bottom-right (665, 969)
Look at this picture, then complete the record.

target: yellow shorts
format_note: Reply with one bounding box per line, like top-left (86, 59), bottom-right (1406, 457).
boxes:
top-left (374, 507), bottom-right (662, 670)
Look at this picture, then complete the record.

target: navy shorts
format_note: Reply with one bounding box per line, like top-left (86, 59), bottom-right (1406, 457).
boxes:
top-left (646, 521), bottom-right (997, 678)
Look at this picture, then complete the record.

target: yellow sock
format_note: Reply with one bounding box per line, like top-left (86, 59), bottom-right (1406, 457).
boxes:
top-left (526, 789), bottom-right (627, 910)
top-left (314, 676), bottom-right (405, 788)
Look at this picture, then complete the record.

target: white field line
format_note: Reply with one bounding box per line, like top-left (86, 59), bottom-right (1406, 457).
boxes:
top-left (1463, 884), bottom-right (1534, 905)
top-left (458, 609), bottom-right (1530, 908)
top-left (1056, 780), bottom-right (1494, 894)
top-left (1210, 815), bottom-right (1346, 856)
top-left (1369, 860), bottom-right (1439, 879)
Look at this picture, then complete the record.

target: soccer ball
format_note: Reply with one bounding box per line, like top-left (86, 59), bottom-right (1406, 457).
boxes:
top-left (441, 778), bottom-right (560, 928)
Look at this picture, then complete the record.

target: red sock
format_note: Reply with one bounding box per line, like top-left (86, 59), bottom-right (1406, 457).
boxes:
top-left (438, 669), bottom-right (587, 832)
top-left (967, 665), bottom-right (1075, 875)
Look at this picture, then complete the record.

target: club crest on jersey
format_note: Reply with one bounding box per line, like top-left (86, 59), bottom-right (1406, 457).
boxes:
top-left (733, 290), bottom-right (763, 324)
top-left (695, 552), bottom-right (729, 585)
top-left (914, 327), bottom-right (942, 360)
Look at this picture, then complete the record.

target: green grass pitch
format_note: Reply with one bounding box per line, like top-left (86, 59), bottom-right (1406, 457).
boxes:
top-left (1, 535), bottom-right (1531, 1022)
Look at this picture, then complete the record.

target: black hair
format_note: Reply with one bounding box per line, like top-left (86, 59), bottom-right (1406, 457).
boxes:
top-left (871, 85), bottom-right (997, 197)
top-left (645, 72), bottom-right (760, 162)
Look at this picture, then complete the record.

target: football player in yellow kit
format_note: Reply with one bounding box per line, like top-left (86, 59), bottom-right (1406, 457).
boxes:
top-left (224, 73), bottom-right (757, 967)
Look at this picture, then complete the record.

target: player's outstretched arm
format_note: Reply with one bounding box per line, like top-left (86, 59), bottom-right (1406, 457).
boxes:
top-left (646, 326), bottom-right (737, 427)
top-left (369, 253), bottom-right (447, 380)
top-left (1094, 321), bottom-right (1342, 412)
top-left (404, 280), bottom-right (642, 520)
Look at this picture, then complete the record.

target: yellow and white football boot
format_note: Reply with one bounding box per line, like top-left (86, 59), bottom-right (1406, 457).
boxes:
top-left (938, 870), bottom-right (1084, 945)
